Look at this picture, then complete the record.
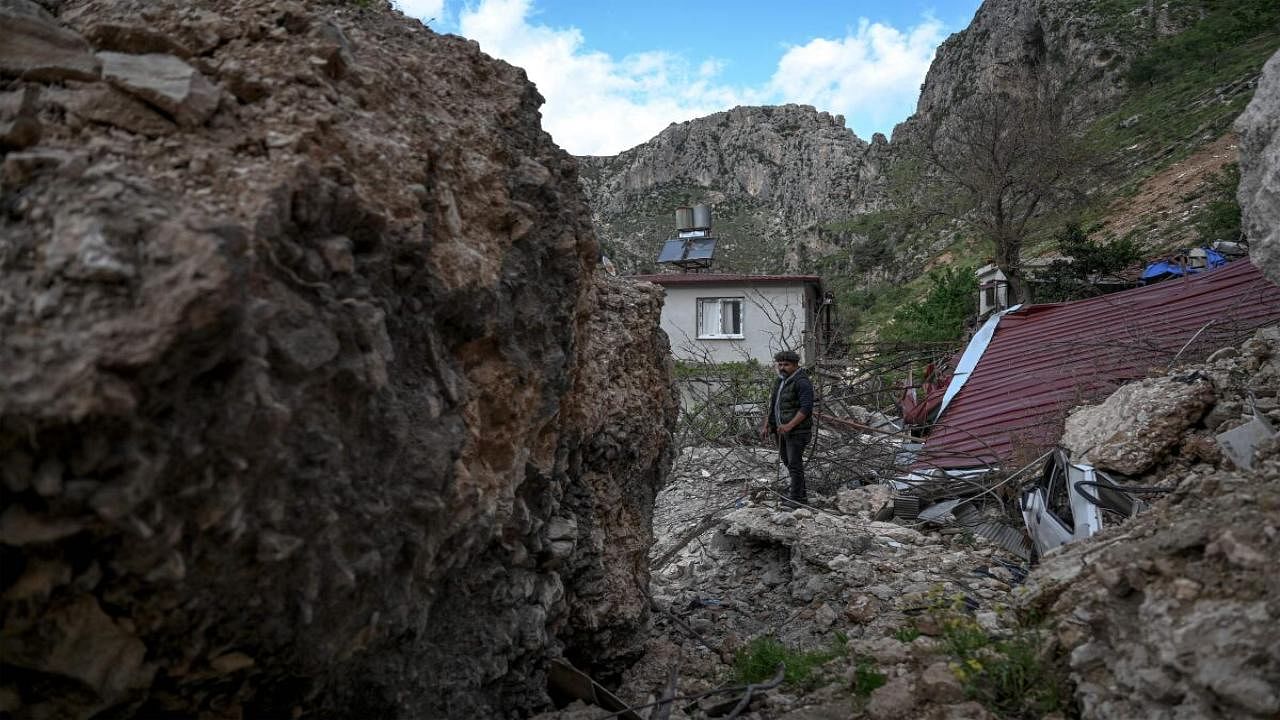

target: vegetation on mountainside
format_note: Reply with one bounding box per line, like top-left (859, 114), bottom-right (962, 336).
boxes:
top-left (1087, 1), bottom-right (1280, 174)
top-left (1193, 164), bottom-right (1243, 244)
top-left (1125, 0), bottom-right (1280, 87)
top-left (1034, 223), bottom-right (1144, 303)
top-left (880, 266), bottom-right (978, 344)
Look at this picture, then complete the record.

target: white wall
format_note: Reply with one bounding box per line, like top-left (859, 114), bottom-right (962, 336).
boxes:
top-left (656, 282), bottom-right (815, 364)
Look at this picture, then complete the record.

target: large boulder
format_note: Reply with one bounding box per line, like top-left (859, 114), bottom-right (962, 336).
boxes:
top-left (1237, 49), bottom-right (1280, 285)
top-left (1061, 375), bottom-right (1215, 475)
top-left (0, 0), bottom-right (100, 83)
top-left (96, 51), bottom-right (220, 127)
top-left (0, 0), bottom-right (676, 718)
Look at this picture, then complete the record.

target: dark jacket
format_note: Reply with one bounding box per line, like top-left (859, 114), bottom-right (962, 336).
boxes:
top-left (768, 368), bottom-right (814, 433)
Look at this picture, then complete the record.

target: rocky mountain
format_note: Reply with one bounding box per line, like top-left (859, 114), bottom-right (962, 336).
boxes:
top-left (0, 0), bottom-right (676, 718)
top-left (577, 104), bottom-right (891, 274)
top-left (580, 0), bottom-right (1280, 306)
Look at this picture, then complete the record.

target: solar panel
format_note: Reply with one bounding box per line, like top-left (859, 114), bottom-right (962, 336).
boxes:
top-left (656, 236), bottom-right (718, 266)
top-left (685, 237), bottom-right (717, 260)
top-left (657, 239), bottom-right (685, 263)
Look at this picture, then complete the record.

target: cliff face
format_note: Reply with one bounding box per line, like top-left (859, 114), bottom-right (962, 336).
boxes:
top-left (0, 1), bottom-right (676, 718)
top-left (892, 0), bottom-right (1139, 144)
top-left (576, 104), bottom-right (889, 273)
top-left (1237, 50), bottom-right (1280, 285)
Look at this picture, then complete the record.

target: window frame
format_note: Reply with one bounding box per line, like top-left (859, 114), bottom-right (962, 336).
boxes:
top-left (696, 296), bottom-right (746, 340)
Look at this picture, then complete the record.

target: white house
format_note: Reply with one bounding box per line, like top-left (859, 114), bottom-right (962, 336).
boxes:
top-left (630, 273), bottom-right (828, 364)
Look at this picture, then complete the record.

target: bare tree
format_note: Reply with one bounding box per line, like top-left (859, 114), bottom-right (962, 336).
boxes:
top-left (914, 79), bottom-right (1085, 304)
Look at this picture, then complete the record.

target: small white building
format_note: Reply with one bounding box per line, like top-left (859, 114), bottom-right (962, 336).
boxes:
top-left (630, 273), bottom-right (828, 364)
top-left (976, 264), bottom-right (1010, 317)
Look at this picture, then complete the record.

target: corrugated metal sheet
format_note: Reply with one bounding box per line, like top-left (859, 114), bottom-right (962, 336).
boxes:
top-left (919, 260), bottom-right (1280, 470)
top-left (630, 273), bottom-right (822, 286)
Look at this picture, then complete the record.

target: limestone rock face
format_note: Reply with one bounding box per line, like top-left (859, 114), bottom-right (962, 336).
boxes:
top-left (577, 104), bottom-right (881, 273)
top-left (1061, 375), bottom-right (1216, 474)
top-left (0, 1), bottom-right (676, 718)
top-left (1236, 49), bottom-right (1280, 285)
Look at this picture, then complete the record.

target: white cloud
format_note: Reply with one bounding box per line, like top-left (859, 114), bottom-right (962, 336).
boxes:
top-left (455, 0), bottom-right (945, 155)
top-left (770, 18), bottom-right (946, 139)
top-left (458, 0), bottom-right (752, 155)
top-left (393, 0), bottom-right (445, 24)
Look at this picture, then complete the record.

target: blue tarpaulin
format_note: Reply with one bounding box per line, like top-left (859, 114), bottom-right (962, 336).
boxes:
top-left (1140, 247), bottom-right (1227, 283)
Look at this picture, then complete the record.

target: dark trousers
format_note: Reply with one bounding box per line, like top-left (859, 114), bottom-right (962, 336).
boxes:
top-left (778, 431), bottom-right (810, 502)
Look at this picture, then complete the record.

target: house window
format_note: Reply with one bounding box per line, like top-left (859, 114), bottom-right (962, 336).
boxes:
top-left (984, 285), bottom-right (996, 309)
top-left (697, 297), bottom-right (744, 339)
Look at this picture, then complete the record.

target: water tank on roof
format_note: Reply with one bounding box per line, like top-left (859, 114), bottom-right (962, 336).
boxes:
top-left (675, 207), bottom-right (694, 230)
top-left (692, 203), bottom-right (712, 229)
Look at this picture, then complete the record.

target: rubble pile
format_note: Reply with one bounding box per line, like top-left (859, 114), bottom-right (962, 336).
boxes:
top-left (554, 327), bottom-right (1280, 719)
top-left (595, 447), bottom-right (1033, 719)
top-left (1022, 326), bottom-right (1280, 720)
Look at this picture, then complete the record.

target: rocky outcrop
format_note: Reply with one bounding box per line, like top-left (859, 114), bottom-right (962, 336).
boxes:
top-left (0, 1), bottom-right (675, 718)
top-left (1237, 49), bottom-right (1280, 285)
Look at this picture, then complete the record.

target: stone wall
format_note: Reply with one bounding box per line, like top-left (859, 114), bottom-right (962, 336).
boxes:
top-left (0, 0), bottom-right (676, 717)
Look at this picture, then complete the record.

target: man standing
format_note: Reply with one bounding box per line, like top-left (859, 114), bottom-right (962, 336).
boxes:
top-left (759, 350), bottom-right (814, 507)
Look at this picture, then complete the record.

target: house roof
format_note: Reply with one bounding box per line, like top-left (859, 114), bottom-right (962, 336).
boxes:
top-left (629, 273), bottom-right (822, 286)
top-left (917, 260), bottom-right (1280, 471)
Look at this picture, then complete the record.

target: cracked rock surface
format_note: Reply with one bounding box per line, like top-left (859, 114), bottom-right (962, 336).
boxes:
top-left (0, 0), bottom-right (677, 717)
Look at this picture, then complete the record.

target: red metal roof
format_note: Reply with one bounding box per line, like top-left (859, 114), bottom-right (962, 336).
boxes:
top-left (630, 273), bottom-right (822, 286)
top-left (918, 260), bottom-right (1280, 471)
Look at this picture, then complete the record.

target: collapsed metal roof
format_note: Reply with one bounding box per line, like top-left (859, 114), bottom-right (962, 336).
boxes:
top-left (918, 260), bottom-right (1280, 471)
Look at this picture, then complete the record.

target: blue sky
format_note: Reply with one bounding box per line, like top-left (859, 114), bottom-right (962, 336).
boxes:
top-left (393, 0), bottom-right (983, 155)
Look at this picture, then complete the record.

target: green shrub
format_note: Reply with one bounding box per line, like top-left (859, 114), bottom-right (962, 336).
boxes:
top-left (1034, 222), bottom-right (1143, 303)
top-left (851, 656), bottom-right (887, 697)
top-left (880, 266), bottom-right (977, 344)
top-left (892, 625), bottom-right (921, 644)
top-left (733, 635), bottom-right (847, 688)
top-left (923, 594), bottom-right (1073, 718)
